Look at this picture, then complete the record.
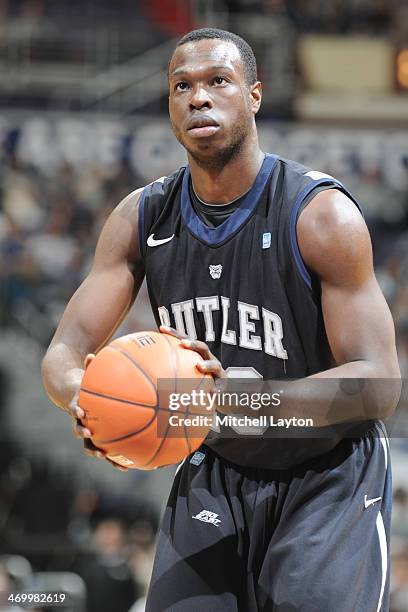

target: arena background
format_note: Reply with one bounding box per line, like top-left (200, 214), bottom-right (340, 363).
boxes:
top-left (0, 1), bottom-right (407, 610)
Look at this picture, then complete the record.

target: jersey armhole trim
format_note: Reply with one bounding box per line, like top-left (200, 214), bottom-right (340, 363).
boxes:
top-left (138, 185), bottom-right (150, 261)
top-left (289, 179), bottom-right (346, 290)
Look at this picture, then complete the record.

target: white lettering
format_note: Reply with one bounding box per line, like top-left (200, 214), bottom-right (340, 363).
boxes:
top-left (238, 302), bottom-right (262, 351)
top-left (158, 298), bottom-right (288, 362)
top-left (196, 296), bottom-right (219, 342)
top-left (171, 300), bottom-right (197, 339)
top-left (158, 306), bottom-right (171, 327)
top-left (262, 308), bottom-right (288, 360)
top-left (221, 296), bottom-right (236, 345)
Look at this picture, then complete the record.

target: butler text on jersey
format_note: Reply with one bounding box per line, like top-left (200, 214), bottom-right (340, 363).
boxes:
top-left (158, 297), bottom-right (288, 360)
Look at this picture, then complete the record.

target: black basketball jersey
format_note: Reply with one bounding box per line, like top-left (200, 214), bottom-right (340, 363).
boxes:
top-left (138, 154), bottom-right (364, 469)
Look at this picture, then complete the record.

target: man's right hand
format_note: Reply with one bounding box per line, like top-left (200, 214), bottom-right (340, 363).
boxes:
top-left (66, 361), bottom-right (129, 472)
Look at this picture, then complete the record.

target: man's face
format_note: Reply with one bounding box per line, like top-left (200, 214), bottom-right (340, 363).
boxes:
top-left (168, 39), bottom-right (261, 167)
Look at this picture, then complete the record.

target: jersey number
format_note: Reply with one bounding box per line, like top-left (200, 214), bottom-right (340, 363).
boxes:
top-left (211, 366), bottom-right (269, 435)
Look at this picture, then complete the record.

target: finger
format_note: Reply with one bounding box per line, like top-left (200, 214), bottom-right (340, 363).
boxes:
top-left (68, 387), bottom-right (85, 419)
top-left (180, 339), bottom-right (214, 360)
top-left (196, 360), bottom-right (225, 377)
top-left (73, 419), bottom-right (92, 438)
top-left (84, 353), bottom-right (95, 369)
top-left (83, 438), bottom-right (105, 459)
top-left (159, 325), bottom-right (188, 340)
top-left (82, 438), bottom-right (127, 470)
top-left (70, 404), bottom-right (85, 419)
top-left (106, 458), bottom-right (128, 472)
top-left (84, 448), bottom-right (105, 459)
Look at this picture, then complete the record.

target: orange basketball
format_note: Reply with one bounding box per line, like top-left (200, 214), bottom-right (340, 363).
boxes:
top-left (78, 331), bottom-right (215, 470)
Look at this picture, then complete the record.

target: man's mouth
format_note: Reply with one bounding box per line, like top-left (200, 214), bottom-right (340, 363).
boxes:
top-left (187, 117), bottom-right (220, 138)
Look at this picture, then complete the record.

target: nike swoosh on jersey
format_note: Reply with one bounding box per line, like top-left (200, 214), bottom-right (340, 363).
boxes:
top-left (364, 495), bottom-right (382, 509)
top-left (147, 233), bottom-right (175, 247)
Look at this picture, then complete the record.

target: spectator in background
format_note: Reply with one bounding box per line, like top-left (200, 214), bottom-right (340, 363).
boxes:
top-left (72, 519), bottom-right (138, 612)
top-left (0, 214), bottom-right (36, 319)
top-left (393, 487), bottom-right (408, 537)
top-left (283, 0), bottom-right (391, 33)
top-left (26, 199), bottom-right (78, 282)
top-left (0, 564), bottom-right (44, 612)
top-left (391, 544), bottom-right (408, 611)
top-left (0, 564), bottom-right (24, 612)
top-left (0, 155), bottom-right (143, 331)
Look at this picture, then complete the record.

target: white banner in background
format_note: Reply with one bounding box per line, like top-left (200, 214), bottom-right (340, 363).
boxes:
top-left (0, 113), bottom-right (406, 190)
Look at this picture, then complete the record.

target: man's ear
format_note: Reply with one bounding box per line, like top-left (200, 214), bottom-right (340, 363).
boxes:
top-left (250, 81), bottom-right (262, 114)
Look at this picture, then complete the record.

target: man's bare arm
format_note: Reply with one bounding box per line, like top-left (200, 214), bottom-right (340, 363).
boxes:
top-left (268, 189), bottom-right (401, 423)
top-left (299, 189), bottom-right (400, 380)
top-left (183, 189), bottom-right (401, 425)
top-left (41, 188), bottom-right (144, 413)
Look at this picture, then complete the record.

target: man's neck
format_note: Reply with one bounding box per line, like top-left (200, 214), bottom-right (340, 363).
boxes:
top-left (188, 144), bottom-right (265, 205)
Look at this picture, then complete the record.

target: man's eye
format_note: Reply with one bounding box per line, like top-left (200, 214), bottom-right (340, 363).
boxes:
top-left (175, 82), bottom-right (189, 91)
top-left (213, 76), bottom-right (227, 85)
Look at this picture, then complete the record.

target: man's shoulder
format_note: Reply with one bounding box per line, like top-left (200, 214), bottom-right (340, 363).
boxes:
top-left (275, 155), bottom-right (312, 176)
top-left (141, 166), bottom-right (186, 202)
top-left (268, 155), bottom-right (347, 209)
top-left (273, 155), bottom-right (340, 185)
top-left (112, 166), bottom-right (186, 224)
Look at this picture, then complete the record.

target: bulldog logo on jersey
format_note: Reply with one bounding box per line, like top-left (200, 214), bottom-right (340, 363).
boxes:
top-left (209, 265), bottom-right (223, 279)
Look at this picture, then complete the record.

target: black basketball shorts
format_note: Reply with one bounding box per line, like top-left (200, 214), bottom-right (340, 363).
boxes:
top-left (146, 422), bottom-right (391, 612)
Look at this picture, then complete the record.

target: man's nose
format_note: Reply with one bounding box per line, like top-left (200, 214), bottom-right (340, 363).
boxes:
top-left (189, 85), bottom-right (212, 110)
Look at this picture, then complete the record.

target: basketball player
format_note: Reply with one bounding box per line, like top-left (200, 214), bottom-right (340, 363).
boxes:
top-left (42, 29), bottom-right (401, 611)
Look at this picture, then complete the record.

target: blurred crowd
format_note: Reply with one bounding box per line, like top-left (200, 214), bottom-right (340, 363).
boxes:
top-left (0, 0), bottom-right (407, 114)
top-left (0, 0), bottom-right (404, 33)
top-left (392, 487), bottom-right (408, 610)
top-left (0, 153), bottom-right (145, 339)
top-left (377, 243), bottom-right (408, 378)
top-left (0, 363), bottom-right (158, 612)
top-left (228, 0), bottom-right (395, 30)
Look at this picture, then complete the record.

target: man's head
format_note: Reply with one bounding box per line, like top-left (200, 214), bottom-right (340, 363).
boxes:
top-left (168, 28), bottom-right (262, 169)
top-left (174, 28), bottom-right (258, 86)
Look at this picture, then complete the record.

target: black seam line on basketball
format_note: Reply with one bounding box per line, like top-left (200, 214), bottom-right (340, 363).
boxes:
top-left (178, 350), bottom-right (192, 457)
top-left (160, 333), bottom-right (179, 394)
top-left (95, 419), bottom-right (159, 444)
top-left (165, 333), bottom-right (193, 458)
top-left (80, 388), bottom-right (180, 414)
top-left (141, 333), bottom-right (179, 468)
top-left (140, 377), bottom-right (208, 467)
top-left (111, 346), bottom-right (159, 412)
top-left (104, 416), bottom-right (184, 469)
top-left (93, 413), bottom-right (158, 444)
top-left (162, 333), bottom-right (188, 452)
top-left (82, 386), bottom-right (175, 444)
top-left (80, 387), bottom-right (157, 410)
top-left (87, 398), bottom-right (177, 444)
top-left (185, 375), bottom-right (210, 455)
top-left (185, 375), bottom-right (209, 416)
top-left (139, 410), bottom-right (174, 469)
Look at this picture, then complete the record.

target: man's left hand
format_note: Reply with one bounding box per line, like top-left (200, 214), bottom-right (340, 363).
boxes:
top-left (160, 325), bottom-right (226, 380)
